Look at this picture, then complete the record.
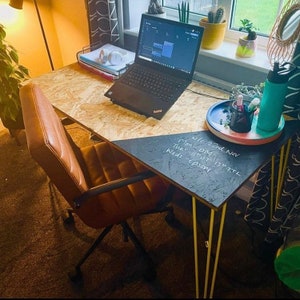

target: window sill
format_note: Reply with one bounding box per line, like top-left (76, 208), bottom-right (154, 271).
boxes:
top-left (199, 40), bottom-right (271, 73)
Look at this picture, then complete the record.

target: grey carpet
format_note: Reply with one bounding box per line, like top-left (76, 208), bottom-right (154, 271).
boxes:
top-left (0, 120), bottom-right (295, 298)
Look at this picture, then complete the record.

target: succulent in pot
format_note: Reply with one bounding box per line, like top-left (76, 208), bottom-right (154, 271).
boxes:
top-left (207, 6), bottom-right (226, 24)
top-left (148, 0), bottom-right (164, 15)
top-left (178, 1), bottom-right (190, 23)
top-left (236, 19), bottom-right (258, 58)
top-left (238, 19), bottom-right (257, 40)
top-left (199, 6), bottom-right (227, 50)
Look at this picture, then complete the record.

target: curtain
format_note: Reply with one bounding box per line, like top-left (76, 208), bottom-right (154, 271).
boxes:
top-left (85, 0), bottom-right (120, 48)
top-left (244, 42), bottom-right (300, 258)
top-left (244, 130), bottom-right (300, 234)
top-left (283, 40), bottom-right (300, 120)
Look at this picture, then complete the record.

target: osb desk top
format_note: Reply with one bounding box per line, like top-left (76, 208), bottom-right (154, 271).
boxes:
top-left (31, 63), bottom-right (229, 142)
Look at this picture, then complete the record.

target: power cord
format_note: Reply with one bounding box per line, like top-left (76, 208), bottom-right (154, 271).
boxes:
top-left (186, 87), bottom-right (230, 101)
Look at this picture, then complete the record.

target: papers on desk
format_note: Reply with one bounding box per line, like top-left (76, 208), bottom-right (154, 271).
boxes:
top-left (78, 43), bottom-right (135, 80)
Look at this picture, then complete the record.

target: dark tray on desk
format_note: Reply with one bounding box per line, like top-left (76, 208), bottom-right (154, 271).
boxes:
top-left (206, 100), bottom-right (285, 145)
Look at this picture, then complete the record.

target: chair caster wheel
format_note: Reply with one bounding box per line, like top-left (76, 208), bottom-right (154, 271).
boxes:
top-left (165, 211), bottom-right (175, 224)
top-left (68, 268), bottom-right (83, 284)
top-left (63, 208), bottom-right (74, 225)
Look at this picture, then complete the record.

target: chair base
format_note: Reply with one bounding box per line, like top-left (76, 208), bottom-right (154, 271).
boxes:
top-left (64, 214), bottom-right (157, 284)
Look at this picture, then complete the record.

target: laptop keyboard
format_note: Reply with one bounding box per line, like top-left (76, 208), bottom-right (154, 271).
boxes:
top-left (121, 65), bottom-right (186, 103)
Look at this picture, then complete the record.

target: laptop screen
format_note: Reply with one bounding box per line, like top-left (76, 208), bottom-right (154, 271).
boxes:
top-left (135, 14), bottom-right (203, 79)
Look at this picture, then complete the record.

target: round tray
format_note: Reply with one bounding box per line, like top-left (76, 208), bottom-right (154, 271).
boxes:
top-left (206, 100), bottom-right (285, 145)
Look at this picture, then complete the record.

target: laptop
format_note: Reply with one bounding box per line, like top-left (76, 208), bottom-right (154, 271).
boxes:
top-left (104, 13), bottom-right (204, 120)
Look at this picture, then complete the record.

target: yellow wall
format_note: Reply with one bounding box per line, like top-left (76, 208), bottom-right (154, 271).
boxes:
top-left (0, 0), bottom-right (89, 77)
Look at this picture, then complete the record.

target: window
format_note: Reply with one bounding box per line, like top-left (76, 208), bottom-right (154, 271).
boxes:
top-left (230, 0), bottom-right (289, 36)
top-left (121, 0), bottom-right (288, 49)
top-left (121, 0), bottom-right (283, 91)
top-left (161, 0), bottom-right (288, 38)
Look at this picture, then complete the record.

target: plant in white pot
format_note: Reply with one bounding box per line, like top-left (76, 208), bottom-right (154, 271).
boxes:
top-left (147, 0), bottom-right (165, 15)
top-left (236, 19), bottom-right (258, 58)
top-left (0, 23), bottom-right (29, 141)
top-left (199, 6), bottom-right (227, 50)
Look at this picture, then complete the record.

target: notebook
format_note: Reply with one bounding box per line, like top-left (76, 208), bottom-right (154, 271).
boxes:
top-left (104, 13), bottom-right (204, 120)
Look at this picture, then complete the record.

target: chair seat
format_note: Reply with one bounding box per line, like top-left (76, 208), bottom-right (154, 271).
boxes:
top-left (78, 142), bottom-right (170, 228)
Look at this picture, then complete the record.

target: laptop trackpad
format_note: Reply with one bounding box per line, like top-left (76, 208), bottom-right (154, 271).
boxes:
top-left (104, 82), bottom-right (166, 119)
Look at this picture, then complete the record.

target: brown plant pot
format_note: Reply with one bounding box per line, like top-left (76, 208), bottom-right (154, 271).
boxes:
top-left (236, 37), bottom-right (257, 58)
top-left (199, 18), bottom-right (227, 50)
top-left (0, 110), bottom-right (24, 130)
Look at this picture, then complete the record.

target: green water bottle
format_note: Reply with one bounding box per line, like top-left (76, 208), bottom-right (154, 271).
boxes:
top-left (257, 62), bottom-right (296, 132)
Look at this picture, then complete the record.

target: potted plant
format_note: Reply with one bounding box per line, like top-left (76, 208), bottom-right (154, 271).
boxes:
top-left (230, 82), bottom-right (264, 102)
top-left (178, 1), bottom-right (190, 23)
top-left (0, 23), bottom-right (29, 140)
top-left (199, 6), bottom-right (227, 50)
top-left (147, 0), bottom-right (166, 17)
top-left (236, 19), bottom-right (258, 58)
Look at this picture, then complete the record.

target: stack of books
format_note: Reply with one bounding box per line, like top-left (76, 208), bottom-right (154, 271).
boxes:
top-left (77, 43), bottom-right (135, 81)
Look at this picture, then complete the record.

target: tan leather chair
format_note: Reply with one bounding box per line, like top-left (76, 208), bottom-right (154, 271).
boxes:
top-left (19, 82), bottom-right (180, 283)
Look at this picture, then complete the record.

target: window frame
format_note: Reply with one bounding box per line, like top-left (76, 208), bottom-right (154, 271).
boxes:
top-left (160, 0), bottom-right (270, 49)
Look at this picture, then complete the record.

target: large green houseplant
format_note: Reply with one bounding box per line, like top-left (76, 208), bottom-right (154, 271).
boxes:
top-left (0, 23), bottom-right (29, 131)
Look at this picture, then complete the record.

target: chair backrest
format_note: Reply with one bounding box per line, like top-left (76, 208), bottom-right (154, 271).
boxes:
top-left (19, 82), bottom-right (89, 202)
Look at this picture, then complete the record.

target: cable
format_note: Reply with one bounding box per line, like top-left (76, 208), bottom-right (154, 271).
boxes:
top-left (186, 87), bottom-right (229, 101)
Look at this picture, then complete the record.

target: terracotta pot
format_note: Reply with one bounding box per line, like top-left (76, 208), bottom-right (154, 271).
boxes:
top-left (236, 37), bottom-right (257, 58)
top-left (199, 18), bottom-right (227, 50)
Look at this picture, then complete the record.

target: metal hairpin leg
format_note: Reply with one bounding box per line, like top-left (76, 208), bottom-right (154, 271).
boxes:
top-left (192, 196), bottom-right (200, 298)
top-left (208, 203), bottom-right (227, 299)
top-left (276, 139), bottom-right (292, 206)
top-left (192, 196), bottom-right (228, 299)
top-left (270, 138), bottom-right (293, 220)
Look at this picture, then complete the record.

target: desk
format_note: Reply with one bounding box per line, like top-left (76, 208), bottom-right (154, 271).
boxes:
top-left (31, 63), bottom-right (297, 298)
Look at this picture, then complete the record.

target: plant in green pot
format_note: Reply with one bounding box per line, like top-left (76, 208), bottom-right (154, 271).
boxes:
top-left (0, 23), bottom-right (29, 141)
top-left (199, 6), bottom-right (227, 50)
top-left (178, 1), bottom-right (190, 23)
top-left (236, 19), bottom-right (258, 58)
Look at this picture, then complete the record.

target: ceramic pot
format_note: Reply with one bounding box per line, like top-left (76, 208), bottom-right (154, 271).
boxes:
top-left (199, 18), bottom-right (227, 50)
top-left (236, 37), bottom-right (257, 58)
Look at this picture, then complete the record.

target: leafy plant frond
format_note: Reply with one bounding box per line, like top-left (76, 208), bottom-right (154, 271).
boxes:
top-left (0, 23), bottom-right (30, 122)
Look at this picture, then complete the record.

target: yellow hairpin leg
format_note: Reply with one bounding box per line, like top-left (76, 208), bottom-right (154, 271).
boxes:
top-left (204, 208), bottom-right (215, 298)
top-left (192, 197), bottom-right (227, 299)
top-left (276, 138), bottom-right (292, 206)
top-left (269, 138), bottom-right (292, 221)
top-left (270, 155), bottom-right (275, 219)
top-left (209, 202), bottom-right (227, 299)
top-left (192, 196), bottom-right (200, 299)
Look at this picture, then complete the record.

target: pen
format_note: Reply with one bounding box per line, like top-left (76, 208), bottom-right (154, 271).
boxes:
top-left (248, 97), bottom-right (260, 112)
top-left (236, 94), bottom-right (244, 112)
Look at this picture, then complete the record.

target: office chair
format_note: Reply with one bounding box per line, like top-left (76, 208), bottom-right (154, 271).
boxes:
top-left (19, 82), bottom-right (180, 283)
